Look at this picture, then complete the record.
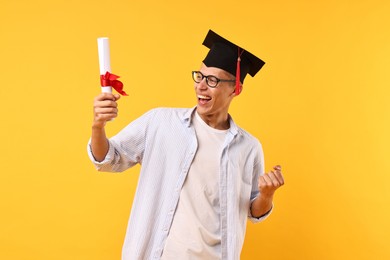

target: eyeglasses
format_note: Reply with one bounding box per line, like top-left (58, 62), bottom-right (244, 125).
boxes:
top-left (191, 71), bottom-right (235, 88)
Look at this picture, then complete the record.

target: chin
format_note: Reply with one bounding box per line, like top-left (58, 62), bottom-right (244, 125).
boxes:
top-left (196, 104), bottom-right (210, 113)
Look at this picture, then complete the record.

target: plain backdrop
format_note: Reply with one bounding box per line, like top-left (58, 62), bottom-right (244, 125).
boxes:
top-left (1, 0), bottom-right (389, 259)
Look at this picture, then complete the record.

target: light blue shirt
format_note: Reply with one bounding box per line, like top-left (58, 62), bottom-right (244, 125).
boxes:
top-left (87, 107), bottom-right (271, 260)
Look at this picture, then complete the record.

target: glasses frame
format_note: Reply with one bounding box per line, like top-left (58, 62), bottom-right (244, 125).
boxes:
top-left (191, 71), bottom-right (235, 88)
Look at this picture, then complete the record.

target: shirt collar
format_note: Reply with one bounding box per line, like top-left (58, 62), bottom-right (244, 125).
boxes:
top-left (182, 106), bottom-right (197, 127)
top-left (182, 106), bottom-right (239, 136)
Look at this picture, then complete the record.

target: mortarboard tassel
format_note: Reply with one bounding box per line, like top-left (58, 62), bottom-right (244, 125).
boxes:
top-left (235, 48), bottom-right (244, 95)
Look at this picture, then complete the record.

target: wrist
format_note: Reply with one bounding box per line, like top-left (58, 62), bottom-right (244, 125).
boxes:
top-left (258, 192), bottom-right (274, 202)
top-left (251, 195), bottom-right (273, 218)
top-left (92, 121), bottom-right (106, 130)
top-left (253, 206), bottom-right (273, 218)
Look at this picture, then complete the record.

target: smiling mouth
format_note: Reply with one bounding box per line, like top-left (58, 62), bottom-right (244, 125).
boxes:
top-left (197, 95), bottom-right (212, 105)
top-left (198, 95), bottom-right (211, 101)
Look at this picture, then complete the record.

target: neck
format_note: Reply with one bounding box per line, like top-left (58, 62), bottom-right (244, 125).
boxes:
top-left (196, 111), bottom-right (230, 130)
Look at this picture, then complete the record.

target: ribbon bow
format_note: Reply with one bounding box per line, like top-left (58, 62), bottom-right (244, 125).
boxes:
top-left (100, 71), bottom-right (128, 96)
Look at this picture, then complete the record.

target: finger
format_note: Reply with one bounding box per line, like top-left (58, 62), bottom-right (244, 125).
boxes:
top-left (95, 113), bottom-right (117, 122)
top-left (259, 174), bottom-right (273, 187)
top-left (94, 100), bottom-right (118, 109)
top-left (272, 165), bottom-right (284, 184)
top-left (113, 93), bottom-right (121, 101)
top-left (265, 171), bottom-right (278, 187)
top-left (272, 168), bottom-right (285, 185)
top-left (268, 171), bottom-right (283, 187)
top-left (95, 107), bottom-right (118, 117)
top-left (275, 171), bottom-right (284, 185)
top-left (95, 107), bottom-right (118, 115)
top-left (95, 92), bottom-right (117, 102)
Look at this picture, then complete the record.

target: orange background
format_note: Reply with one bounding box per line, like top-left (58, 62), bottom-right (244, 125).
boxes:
top-left (1, 0), bottom-right (389, 259)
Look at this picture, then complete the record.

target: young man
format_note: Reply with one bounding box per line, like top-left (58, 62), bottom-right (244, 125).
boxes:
top-left (88, 30), bottom-right (284, 260)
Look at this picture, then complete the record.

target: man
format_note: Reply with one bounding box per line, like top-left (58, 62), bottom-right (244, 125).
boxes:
top-left (88, 30), bottom-right (284, 260)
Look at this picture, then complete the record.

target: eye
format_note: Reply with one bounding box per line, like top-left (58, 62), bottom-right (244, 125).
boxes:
top-left (193, 72), bottom-right (203, 82)
top-left (195, 73), bottom-right (203, 81)
top-left (207, 76), bottom-right (218, 84)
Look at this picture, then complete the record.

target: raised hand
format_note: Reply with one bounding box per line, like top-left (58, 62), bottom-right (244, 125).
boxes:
top-left (258, 165), bottom-right (285, 198)
top-left (93, 93), bottom-right (121, 128)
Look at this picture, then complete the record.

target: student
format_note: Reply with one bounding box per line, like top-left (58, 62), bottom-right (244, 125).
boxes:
top-left (88, 30), bottom-right (284, 260)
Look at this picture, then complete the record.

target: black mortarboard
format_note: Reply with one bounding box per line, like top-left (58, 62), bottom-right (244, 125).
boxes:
top-left (202, 30), bottom-right (265, 94)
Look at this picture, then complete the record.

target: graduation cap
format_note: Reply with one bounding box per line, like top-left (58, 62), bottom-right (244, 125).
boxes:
top-left (202, 30), bottom-right (265, 95)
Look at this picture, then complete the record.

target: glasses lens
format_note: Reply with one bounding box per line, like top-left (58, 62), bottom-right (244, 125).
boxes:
top-left (206, 76), bottom-right (218, 87)
top-left (192, 71), bottom-right (203, 83)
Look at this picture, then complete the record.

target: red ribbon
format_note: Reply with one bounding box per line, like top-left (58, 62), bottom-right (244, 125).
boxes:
top-left (100, 71), bottom-right (128, 96)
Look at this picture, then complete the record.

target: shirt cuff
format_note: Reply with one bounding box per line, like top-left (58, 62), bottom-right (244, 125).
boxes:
top-left (248, 200), bottom-right (273, 223)
top-left (86, 138), bottom-right (115, 168)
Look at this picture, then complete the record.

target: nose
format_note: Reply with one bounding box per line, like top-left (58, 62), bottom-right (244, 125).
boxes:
top-left (196, 77), bottom-right (208, 90)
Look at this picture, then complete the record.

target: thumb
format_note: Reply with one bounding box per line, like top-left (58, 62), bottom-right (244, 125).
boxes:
top-left (114, 94), bottom-right (121, 101)
top-left (273, 165), bottom-right (281, 171)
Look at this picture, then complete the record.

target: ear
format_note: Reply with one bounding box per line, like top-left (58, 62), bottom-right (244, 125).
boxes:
top-left (233, 84), bottom-right (243, 96)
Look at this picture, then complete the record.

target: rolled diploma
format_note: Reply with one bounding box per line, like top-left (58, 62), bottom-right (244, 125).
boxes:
top-left (97, 37), bottom-right (112, 93)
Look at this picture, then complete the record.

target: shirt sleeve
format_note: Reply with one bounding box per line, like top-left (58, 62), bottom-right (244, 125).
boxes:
top-left (86, 109), bottom-right (157, 172)
top-left (248, 200), bottom-right (273, 223)
top-left (87, 137), bottom-right (115, 166)
top-left (247, 141), bottom-right (273, 223)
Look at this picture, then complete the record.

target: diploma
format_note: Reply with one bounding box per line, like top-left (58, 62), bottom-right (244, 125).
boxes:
top-left (97, 37), bottom-right (112, 93)
top-left (97, 37), bottom-right (128, 95)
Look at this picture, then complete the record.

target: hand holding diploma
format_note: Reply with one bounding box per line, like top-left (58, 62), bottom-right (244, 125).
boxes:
top-left (93, 92), bottom-right (120, 128)
top-left (92, 37), bottom-right (124, 160)
top-left (94, 37), bottom-right (127, 126)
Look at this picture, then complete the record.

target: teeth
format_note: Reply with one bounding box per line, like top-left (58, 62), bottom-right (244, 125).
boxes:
top-left (198, 95), bottom-right (211, 100)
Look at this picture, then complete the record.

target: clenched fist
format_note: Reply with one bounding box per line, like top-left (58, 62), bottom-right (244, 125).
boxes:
top-left (258, 165), bottom-right (285, 198)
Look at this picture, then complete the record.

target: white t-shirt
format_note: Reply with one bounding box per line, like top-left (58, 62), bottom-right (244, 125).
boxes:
top-left (161, 112), bottom-right (228, 259)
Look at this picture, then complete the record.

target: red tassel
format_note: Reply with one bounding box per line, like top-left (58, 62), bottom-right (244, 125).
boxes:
top-left (235, 57), bottom-right (241, 95)
top-left (235, 48), bottom-right (244, 95)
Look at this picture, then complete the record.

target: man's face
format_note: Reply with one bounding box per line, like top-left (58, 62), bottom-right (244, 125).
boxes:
top-left (195, 63), bottom-right (236, 120)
